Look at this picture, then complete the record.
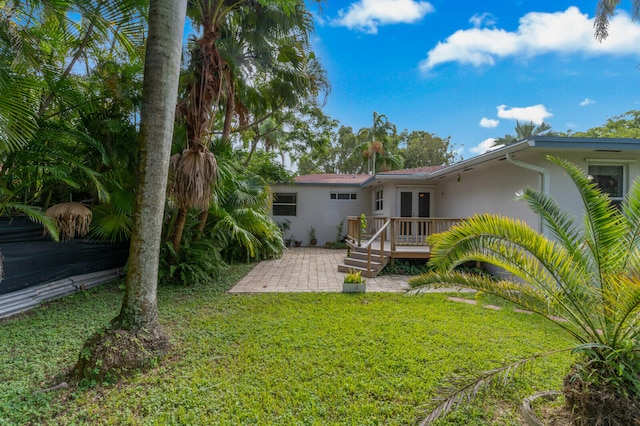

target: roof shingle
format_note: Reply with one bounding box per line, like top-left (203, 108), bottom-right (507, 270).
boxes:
top-left (294, 174), bottom-right (371, 185)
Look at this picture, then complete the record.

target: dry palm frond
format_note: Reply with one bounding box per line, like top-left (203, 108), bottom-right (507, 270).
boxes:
top-left (419, 348), bottom-right (573, 425)
top-left (45, 202), bottom-right (92, 241)
top-left (171, 146), bottom-right (218, 210)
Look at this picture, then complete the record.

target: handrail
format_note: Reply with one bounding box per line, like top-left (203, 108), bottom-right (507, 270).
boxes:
top-left (361, 219), bottom-right (390, 277)
top-left (361, 218), bottom-right (390, 249)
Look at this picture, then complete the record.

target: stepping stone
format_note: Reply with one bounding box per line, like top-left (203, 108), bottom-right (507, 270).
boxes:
top-left (448, 296), bottom-right (477, 305)
top-left (483, 304), bottom-right (502, 311)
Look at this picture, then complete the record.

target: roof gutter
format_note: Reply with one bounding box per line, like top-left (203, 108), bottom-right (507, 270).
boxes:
top-left (505, 153), bottom-right (549, 234)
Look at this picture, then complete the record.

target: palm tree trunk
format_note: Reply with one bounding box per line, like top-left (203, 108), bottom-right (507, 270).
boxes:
top-left (221, 83), bottom-right (235, 142)
top-left (195, 210), bottom-right (208, 240)
top-left (172, 206), bottom-right (189, 253)
top-left (74, 0), bottom-right (187, 381)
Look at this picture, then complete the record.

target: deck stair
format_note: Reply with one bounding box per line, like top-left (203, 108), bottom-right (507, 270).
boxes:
top-left (338, 240), bottom-right (390, 278)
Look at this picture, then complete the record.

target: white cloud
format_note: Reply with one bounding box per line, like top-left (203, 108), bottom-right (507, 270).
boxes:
top-left (419, 7), bottom-right (640, 72)
top-left (496, 104), bottom-right (552, 125)
top-left (333, 0), bottom-right (434, 34)
top-left (469, 12), bottom-right (496, 28)
top-left (469, 138), bottom-right (497, 155)
top-left (479, 117), bottom-right (499, 128)
top-left (580, 98), bottom-right (596, 106)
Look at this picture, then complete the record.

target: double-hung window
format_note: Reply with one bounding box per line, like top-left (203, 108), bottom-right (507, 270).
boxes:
top-left (375, 189), bottom-right (383, 211)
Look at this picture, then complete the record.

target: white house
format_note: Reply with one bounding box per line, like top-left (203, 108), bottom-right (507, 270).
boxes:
top-left (271, 136), bottom-right (640, 252)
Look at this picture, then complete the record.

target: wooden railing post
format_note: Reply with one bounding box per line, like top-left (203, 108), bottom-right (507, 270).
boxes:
top-left (391, 218), bottom-right (396, 252)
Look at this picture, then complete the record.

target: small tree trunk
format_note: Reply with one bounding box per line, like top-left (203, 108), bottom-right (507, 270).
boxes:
top-left (195, 210), bottom-right (208, 240)
top-left (171, 206), bottom-right (189, 253)
top-left (243, 134), bottom-right (260, 167)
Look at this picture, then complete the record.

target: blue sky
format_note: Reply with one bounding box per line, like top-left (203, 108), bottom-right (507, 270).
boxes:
top-left (307, 0), bottom-right (640, 159)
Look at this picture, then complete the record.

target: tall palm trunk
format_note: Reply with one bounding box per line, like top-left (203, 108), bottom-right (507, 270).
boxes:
top-left (74, 0), bottom-right (187, 381)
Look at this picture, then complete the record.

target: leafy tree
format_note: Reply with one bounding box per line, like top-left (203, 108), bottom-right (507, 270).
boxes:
top-left (73, 0), bottom-right (188, 381)
top-left (399, 130), bottom-right (459, 168)
top-left (324, 125), bottom-right (366, 174)
top-left (409, 156), bottom-right (640, 425)
top-left (572, 110), bottom-right (640, 139)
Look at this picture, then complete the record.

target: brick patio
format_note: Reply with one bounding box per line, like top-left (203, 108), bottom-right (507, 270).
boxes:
top-left (228, 247), bottom-right (412, 293)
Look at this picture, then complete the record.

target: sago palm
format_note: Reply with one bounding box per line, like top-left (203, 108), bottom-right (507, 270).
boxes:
top-left (409, 156), bottom-right (640, 425)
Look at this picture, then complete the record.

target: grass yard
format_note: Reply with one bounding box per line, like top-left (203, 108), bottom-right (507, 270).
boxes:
top-left (0, 263), bottom-right (573, 425)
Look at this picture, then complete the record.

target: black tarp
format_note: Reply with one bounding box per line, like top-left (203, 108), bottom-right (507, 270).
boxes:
top-left (0, 217), bottom-right (129, 295)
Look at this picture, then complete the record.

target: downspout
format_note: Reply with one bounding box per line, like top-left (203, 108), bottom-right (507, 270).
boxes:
top-left (505, 153), bottom-right (549, 235)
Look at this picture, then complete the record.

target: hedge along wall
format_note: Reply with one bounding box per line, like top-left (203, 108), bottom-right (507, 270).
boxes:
top-left (0, 217), bottom-right (129, 295)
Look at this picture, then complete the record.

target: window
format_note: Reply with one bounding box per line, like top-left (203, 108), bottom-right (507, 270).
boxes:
top-left (273, 193), bottom-right (297, 216)
top-left (589, 164), bottom-right (624, 206)
top-left (375, 189), bottom-right (383, 211)
top-left (330, 192), bottom-right (357, 200)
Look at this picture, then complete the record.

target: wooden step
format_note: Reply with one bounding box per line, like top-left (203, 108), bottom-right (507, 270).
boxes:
top-left (342, 257), bottom-right (384, 271)
top-left (338, 263), bottom-right (382, 278)
top-left (348, 251), bottom-right (385, 262)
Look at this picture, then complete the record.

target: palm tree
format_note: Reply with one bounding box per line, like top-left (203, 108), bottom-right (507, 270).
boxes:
top-left (595, 1), bottom-right (640, 41)
top-left (73, 0), bottom-right (188, 380)
top-left (409, 156), bottom-right (640, 425)
top-left (355, 112), bottom-right (403, 174)
top-left (0, 0), bottom-right (147, 235)
top-left (170, 0), bottom-right (326, 252)
top-left (493, 120), bottom-right (552, 146)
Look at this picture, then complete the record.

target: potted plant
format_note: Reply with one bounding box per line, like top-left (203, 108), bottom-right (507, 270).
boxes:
top-left (358, 213), bottom-right (367, 246)
top-left (309, 227), bottom-right (317, 246)
top-left (289, 235), bottom-right (301, 247)
top-left (277, 219), bottom-right (292, 247)
top-left (343, 269), bottom-right (366, 293)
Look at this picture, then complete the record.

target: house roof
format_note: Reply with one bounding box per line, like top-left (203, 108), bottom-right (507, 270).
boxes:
top-left (428, 136), bottom-right (640, 179)
top-left (293, 174), bottom-right (371, 185)
top-left (376, 166), bottom-right (445, 175)
top-left (280, 137), bottom-right (640, 187)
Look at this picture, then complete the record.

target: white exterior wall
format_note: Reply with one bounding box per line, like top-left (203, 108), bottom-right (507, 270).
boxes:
top-left (270, 184), bottom-right (370, 246)
top-left (433, 155), bottom-right (541, 230)
top-left (369, 182), bottom-right (394, 218)
top-left (433, 150), bottom-right (640, 235)
top-left (544, 152), bottom-right (640, 223)
top-left (369, 181), bottom-right (437, 218)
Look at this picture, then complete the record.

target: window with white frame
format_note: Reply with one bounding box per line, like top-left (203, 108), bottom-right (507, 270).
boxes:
top-left (330, 192), bottom-right (357, 200)
top-left (375, 189), bottom-right (383, 211)
top-left (273, 193), bottom-right (297, 216)
top-left (589, 164), bottom-right (625, 206)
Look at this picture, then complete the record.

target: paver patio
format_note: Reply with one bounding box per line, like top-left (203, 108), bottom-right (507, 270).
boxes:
top-left (228, 247), bottom-right (413, 293)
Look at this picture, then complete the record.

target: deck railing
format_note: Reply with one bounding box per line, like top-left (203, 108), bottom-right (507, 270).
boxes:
top-left (347, 216), bottom-right (462, 252)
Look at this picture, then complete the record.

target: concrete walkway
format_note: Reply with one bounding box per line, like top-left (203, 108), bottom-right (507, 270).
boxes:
top-left (229, 247), bottom-right (412, 293)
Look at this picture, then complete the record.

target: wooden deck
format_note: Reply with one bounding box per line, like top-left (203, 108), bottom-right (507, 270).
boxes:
top-left (347, 216), bottom-right (462, 260)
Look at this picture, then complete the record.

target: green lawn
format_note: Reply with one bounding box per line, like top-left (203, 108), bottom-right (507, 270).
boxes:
top-left (0, 264), bottom-right (573, 425)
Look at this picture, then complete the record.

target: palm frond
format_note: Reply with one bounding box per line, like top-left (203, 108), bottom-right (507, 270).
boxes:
top-left (621, 176), bottom-right (640, 269)
top-left (547, 156), bottom-right (625, 278)
top-left (171, 147), bottom-right (218, 209)
top-left (519, 187), bottom-right (582, 258)
top-left (419, 349), bottom-right (573, 425)
top-left (0, 202), bottom-right (59, 241)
